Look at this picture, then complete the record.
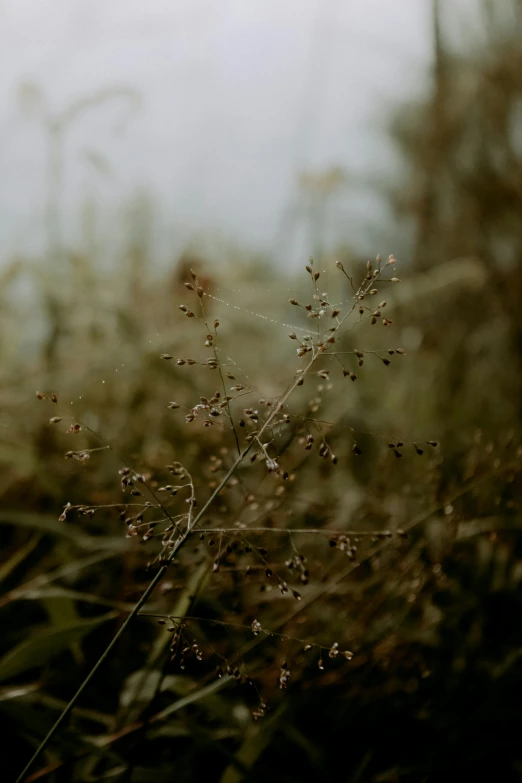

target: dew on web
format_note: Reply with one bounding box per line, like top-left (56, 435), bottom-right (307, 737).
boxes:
top-left (204, 289), bottom-right (316, 337)
top-left (204, 281), bottom-right (357, 335)
top-left (69, 274), bottom-right (364, 412)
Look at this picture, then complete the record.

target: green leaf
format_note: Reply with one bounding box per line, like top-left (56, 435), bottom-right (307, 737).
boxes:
top-left (457, 515), bottom-right (522, 539)
top-left (119, 669), bottom-right (184, 717)
top-left (155, 675), bottom-right (234, 721)
top-left (0, 534), bottom-right (40, 584)
top-left (0, 612), bottom-right (117, 682)
top-left (0, 551), bottom-right (122, 610)
top-left (15, 585), bottom-right (142, 613)
top-left (0, 511), bottom-right (126, 551)
top-left (42, 590), bottom-right (83, 665)
top-left (220, 705), bottom-right (287, 783)
top-left (0, 683), bottom-right (40, 703)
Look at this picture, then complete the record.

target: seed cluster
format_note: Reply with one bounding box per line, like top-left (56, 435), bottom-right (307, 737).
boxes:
top-left (40, 255), bottom-right (441, 716)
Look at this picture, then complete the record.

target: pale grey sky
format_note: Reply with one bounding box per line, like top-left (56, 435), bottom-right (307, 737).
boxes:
top-left (0, 0), bottom-right (439, 267)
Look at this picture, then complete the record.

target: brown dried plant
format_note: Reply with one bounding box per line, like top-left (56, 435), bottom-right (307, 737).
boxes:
top-left (18, 254), bottom-right (439, 781)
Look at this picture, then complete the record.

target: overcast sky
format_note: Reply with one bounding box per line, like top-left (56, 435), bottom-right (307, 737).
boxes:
top-left (0, 0), bottom-right (442, 267)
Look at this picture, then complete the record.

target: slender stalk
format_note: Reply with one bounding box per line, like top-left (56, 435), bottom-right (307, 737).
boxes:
top-left (16, 355), bottom-right (315, 781)
top-left (14, 548), bottom-right (169, 782)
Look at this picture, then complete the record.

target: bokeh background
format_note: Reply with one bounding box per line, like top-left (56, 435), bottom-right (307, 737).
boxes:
top-left (2, 1), bottom-right (522, 781)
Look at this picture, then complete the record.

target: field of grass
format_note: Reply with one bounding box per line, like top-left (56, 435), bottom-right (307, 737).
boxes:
top-left (1, 242), bottom-right (521, 782)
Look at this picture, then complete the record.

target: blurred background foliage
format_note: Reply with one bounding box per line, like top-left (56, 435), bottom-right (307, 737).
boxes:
top-left (2, 1), bottom-right (522, 781)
